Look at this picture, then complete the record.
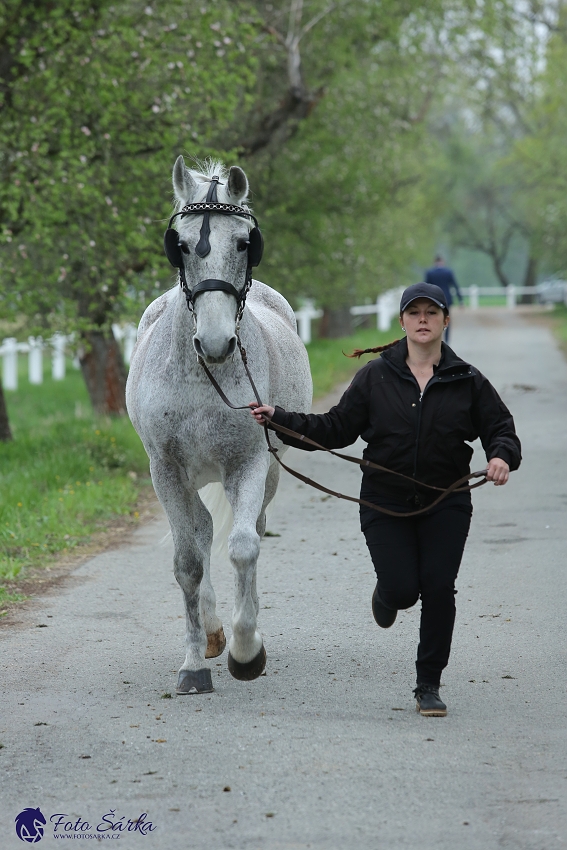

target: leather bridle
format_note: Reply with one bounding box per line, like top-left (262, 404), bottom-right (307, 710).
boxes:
top-left (163, 176), bottom-right (262, 321)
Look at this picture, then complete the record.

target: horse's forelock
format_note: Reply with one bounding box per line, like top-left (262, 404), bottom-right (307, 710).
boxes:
top-left (186, 159), bottom-right (249, 207)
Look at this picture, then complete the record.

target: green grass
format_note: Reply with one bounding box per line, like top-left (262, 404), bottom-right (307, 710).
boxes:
top-left (306, 325), bottom-right (401, 398)
top-left (468, 295), bottom-right (507, 307)
top-left (0, 326), bottom-right (400, 609)
top-left (0, 366), bottom-right (150, 609)
top-left (548, 303), bottom-right (567, 356)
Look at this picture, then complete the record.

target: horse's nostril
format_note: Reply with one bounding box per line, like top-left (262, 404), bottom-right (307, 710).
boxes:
top-left (226, 336), bottom-right (237, 357)
top-left (193, 337), bottom-right (204, 358)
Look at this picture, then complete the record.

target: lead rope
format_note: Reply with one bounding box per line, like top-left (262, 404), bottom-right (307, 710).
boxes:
top-left (198, 336), bottom-right (488, 518)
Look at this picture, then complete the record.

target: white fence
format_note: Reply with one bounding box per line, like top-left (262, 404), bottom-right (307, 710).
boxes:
top-left (2, 283), bottom-right (565, 385)
top-left (0, 324), bottom-right (138, 391)
top-left (294, 283), bottom-right (567, 344)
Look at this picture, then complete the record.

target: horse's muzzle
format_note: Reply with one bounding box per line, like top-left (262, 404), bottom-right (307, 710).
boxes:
top-left (193, 334), bottom-right (237, 364)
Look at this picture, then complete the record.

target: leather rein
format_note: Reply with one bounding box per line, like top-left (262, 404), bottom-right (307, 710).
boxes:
top-left (198, 338), bottom-right (489, 519)
top-left (176, 186), bottom-right (488, 517)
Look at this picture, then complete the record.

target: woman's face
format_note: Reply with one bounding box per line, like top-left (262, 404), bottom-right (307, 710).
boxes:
top-left (400, 298), bottom-right (448, 345)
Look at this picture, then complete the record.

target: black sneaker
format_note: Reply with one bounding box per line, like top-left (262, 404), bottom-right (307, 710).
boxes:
top-left (371, 582), bottom-right (397, 628)
top-left (414, 683), bottom-right (447, 717)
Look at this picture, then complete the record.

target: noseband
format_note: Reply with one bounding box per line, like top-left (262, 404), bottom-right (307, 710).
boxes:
top-left (163, 176), bottom-right (263, 320)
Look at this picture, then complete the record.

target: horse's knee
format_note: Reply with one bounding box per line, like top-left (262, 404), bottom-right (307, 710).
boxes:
top-left (173, 555), bottom-right (203, 593)
top-left (228, 528), bottom-right (260, 567)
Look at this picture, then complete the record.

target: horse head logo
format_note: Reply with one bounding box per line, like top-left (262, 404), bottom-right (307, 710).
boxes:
top-left (15, 807), bottom-right (46, 843)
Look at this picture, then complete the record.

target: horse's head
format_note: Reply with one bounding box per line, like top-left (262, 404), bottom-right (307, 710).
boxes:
top-left (170, 156), bottom-right (257, 364)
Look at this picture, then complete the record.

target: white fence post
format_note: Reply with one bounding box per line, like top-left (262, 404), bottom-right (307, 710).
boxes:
top-left (2, 338), bottom-right (18, 390)
top-left (123, 324), bottom-right (138, 365)
top-left (377, 292), bottom-right (396, 331)
top-left (51, 334), bottom-right (67, 380)
top-left (469, 285), bottom-right (479, 309)
top-left (506, 285), bottom-right (516, 310)
top-left (295, 302), bottom-right (323, 345)
top-left (28, 336), bottom-right (43, 384)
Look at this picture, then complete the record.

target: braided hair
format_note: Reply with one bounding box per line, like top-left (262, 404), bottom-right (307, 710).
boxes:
top-left (345, 338), bottom-right (402, 359)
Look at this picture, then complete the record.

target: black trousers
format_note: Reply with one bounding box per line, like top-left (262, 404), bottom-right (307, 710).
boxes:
top-left (360, 503), bottom-right (472, 686)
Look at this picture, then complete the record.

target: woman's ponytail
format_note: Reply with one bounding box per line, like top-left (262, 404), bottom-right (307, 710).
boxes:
top-left (344, 338), bottom-right (402, 359)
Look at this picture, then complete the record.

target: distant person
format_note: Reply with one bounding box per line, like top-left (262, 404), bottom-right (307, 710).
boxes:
top-left (425, 256), bottom-right (463, 342)
top-left (250, 283), bottom-right (521, 718)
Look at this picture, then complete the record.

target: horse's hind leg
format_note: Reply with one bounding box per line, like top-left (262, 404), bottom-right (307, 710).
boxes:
top-left (150, 459), bottom-right (215, 694)
top-left (249, 462), bottom-right (280, 616)
top-left (224, 456), bottom-right (271, 681)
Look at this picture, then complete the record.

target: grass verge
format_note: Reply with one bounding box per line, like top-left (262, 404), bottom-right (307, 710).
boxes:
top-left (0, 323), bottom-right (399, 611)
top-left (0, 366), bottom-right (151, 612)
top-left (547, 304), bottom-right (567, 357)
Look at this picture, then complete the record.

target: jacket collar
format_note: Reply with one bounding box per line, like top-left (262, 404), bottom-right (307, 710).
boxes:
top-left (380, 338), bottom-right (473, 378)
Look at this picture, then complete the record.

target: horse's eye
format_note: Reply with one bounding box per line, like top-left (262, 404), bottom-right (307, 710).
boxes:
top-left (236, 238), bottom-right (249, 252)
top-left (180, 242), bottom-right (190, 255)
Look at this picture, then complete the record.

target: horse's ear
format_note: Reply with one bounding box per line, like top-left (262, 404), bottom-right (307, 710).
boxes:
top-left (227, 166), bottom-right (249, 202)
top-left (172, 155), bottom-right (197, 202)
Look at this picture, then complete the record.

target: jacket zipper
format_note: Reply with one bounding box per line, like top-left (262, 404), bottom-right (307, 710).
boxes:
top-left (410, 371), bottom-right (471, 484)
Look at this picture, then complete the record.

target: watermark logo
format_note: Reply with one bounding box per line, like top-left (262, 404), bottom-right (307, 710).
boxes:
top-left (14, 807), bottom-right (157, 841)
top-left (15, 808), bottom-right (46, 843)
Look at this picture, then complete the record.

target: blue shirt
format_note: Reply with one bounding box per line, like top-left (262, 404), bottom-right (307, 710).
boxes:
top-left (424, 266), bottom-right (463, 306)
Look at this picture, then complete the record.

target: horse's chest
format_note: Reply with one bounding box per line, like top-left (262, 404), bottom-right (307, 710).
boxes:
top-left (151, 408), bottom-right (254, 465)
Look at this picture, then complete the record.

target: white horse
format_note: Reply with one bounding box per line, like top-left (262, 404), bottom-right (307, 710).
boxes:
top-left (126, 157), bottom-right (312, 694)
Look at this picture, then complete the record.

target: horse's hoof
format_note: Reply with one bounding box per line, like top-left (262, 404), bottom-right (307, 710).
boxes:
top-left (176, 668), bottom-right (214, 695)
top-left (205, 627), bottom-right (226, 659)
top-left (227, 645), bottom-right (267, 681)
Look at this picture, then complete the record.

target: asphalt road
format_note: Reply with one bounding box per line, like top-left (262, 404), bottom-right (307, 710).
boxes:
top-left (1, 308), bottom-right (566, 849)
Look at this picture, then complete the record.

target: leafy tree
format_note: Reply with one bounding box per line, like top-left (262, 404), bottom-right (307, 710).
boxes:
top-left (236, 0), bottom-right (491, 332)
top-left (414, 0), bottom-right (550, 292)
top-left (0, 0), bottom-right (256, 414)
top-left (511, 6), bottom-right (567, 277)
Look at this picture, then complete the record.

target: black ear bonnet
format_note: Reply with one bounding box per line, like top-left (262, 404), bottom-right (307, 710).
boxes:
top-left (163, 176), bottom-right (263, 271)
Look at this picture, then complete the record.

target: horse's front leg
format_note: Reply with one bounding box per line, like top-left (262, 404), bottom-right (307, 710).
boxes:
top-left (150, 459), bottom-right (216, 695)
top-left (224, 455), bottom-right (271, 681)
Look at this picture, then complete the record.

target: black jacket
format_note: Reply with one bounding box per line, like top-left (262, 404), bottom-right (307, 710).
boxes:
top-left (271, 339), bottom-right (521, 508)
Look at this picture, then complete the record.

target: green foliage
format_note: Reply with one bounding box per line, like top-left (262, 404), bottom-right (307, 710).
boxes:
top-left (0, 1), bottom-right (257, 333)
top-left (0, 368), bottom-right (151, 587)
top-left (511, 16), bottom-right (567, 275)
top-left (0, 0), bottom-right (556, 338)
top-left (243, 1), bottom-right (451, 308)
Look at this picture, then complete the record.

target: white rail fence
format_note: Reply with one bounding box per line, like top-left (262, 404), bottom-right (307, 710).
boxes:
top-left (0, 324), bottom-right (138, 391)
top-left (294, 283), bottom-right (566, 344)
top-left (1, 283), bottom-right (565, 386)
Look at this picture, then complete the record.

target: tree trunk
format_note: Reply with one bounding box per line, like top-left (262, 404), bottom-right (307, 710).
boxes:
top-left (0, 380), bottom-right (13, 441)
top-left (79, 329), bottom-right (127, 415)
top-left (319, 305), bottom-right (353, 338)
top-left (492, 256), bottom-right (510, 289)
top-left (520, 256), bottom-right (537, 304)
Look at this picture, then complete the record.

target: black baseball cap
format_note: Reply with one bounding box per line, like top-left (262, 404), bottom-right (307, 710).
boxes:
top-left (400, 283), bottom-right (448, 313)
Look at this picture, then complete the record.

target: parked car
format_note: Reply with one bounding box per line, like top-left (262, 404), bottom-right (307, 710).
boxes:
top-left (536, 280), bottom-right (567, 304)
